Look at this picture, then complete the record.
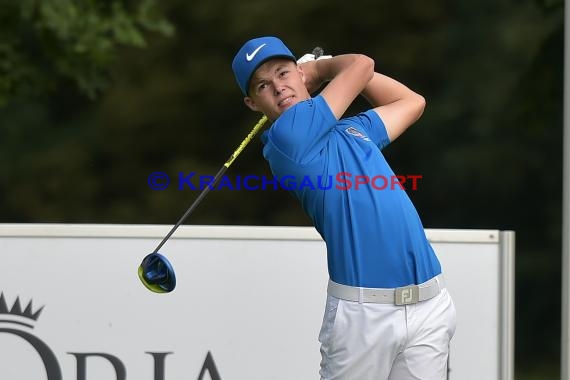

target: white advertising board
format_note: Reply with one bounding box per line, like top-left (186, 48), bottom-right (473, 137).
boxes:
top-left (0, 224), bottom-right (514, 380)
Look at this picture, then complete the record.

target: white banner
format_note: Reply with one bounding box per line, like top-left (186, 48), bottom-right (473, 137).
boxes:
top-left (0, 224), bottom-right (514, 380)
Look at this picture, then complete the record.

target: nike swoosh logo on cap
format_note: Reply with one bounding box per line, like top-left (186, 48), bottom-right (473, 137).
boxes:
top-left (246, 43), bottom-right (267, 61)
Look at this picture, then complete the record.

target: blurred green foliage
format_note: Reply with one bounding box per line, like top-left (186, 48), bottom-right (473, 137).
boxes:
top-left (0, 0), bottom-right (564, 378)
top-left (0, 0), bottom-right (173, 103)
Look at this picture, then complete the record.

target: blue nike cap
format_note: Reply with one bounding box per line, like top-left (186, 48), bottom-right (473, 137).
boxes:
top-left (232, 36), bottom-right (296, 95)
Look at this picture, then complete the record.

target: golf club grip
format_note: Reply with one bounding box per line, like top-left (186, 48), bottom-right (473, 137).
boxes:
top-left (152, 115), bottom-right (269, 253)
top-left (312, 46), bottom-right (324, 59)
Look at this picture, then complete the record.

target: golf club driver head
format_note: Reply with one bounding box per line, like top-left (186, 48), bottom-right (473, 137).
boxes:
top-left (138, 252), bottom-right (176, 293)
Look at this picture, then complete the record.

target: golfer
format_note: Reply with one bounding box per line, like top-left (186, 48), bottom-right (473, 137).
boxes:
top-left (232, 36), bottom-right (456, 380)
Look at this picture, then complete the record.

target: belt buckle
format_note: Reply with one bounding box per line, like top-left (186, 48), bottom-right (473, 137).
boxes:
top-left (395, 285), bottom-right (420, 306)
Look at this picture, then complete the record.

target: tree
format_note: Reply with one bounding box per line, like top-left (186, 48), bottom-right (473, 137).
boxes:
top-left (0, 0), bottom-right (173, 105)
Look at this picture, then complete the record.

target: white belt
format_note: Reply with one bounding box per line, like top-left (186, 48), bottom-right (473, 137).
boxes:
top-left (327, 274), bottom-right (445, 305)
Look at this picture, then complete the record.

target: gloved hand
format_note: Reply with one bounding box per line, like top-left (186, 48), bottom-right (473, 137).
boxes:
top-left (297, 48), bottom-right (333, 64)
top-left (298, 48), bottom-right (333, 94)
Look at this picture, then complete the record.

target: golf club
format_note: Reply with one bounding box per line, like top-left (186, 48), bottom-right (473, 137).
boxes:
top-left (138, 115), bottom-right (268, 293)
top-left (139, 46), bottom-right (325, 293)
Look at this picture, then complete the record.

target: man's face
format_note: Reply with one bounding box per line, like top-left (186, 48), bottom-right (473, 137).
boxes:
top-left (244, 59), bottom-right (310, 121)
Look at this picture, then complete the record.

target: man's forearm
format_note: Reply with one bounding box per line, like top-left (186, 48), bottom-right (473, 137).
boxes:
top-left (315, 54), bottom-right (372, 82)
top-left (302, 54), bottom-right (374, 95)
top-left (361, 72), bottom-right (418, 107)
top-left (361, 72), bottom-right (425, 141)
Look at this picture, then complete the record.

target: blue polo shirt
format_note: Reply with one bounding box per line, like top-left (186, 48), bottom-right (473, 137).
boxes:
top-left (261, 95), bottom-right (441, 288)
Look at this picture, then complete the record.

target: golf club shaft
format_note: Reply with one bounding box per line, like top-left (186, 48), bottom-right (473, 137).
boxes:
top-left (152, 115), bottom-right (268, 253)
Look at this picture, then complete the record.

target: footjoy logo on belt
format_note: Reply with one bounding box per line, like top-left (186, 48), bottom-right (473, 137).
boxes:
top-left (0, 292), bottom-right (223, 380)
top-left (148, 172), bottom-right (422, 191)
top-left (395, 285), bottom-right (420, 306)
top-left (401, 289), bottom-right (414, 304)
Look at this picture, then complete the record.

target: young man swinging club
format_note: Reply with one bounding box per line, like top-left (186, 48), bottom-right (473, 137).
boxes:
top-left (232, 36), bottom-right (456, 380)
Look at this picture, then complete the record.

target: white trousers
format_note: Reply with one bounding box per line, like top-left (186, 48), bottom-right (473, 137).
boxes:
top-left (319, 288), bottom-right (456, 380)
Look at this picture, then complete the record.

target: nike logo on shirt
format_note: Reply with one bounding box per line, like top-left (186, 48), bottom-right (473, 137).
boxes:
top-left (246, 44), bottom-right (267, 61)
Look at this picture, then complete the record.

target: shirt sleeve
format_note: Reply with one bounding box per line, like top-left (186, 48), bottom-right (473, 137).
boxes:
top-left (354, 109), bottom-right (391, 150)
top-left (263, 95), bottom-right (337, 164)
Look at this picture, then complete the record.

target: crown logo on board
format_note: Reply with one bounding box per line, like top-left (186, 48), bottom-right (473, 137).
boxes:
top-left (0, 292), bottom-right (44, 321)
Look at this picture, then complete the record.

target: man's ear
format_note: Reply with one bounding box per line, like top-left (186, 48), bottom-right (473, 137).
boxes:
top-left (244, 96), bottom-right (259, 112)
top-left (298, 65), bottom-right (306, 84)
